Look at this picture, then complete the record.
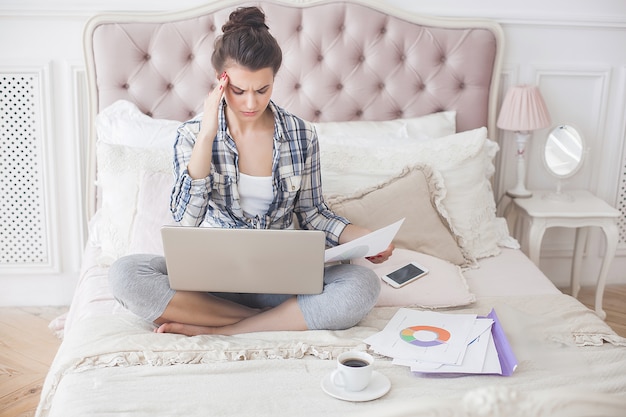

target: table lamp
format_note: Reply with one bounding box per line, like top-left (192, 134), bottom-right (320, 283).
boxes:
top-left (497, 85), bottom-right (551, 198)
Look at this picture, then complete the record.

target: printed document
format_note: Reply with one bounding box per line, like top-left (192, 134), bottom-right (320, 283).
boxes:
top-left (324, 218), bottom-right (405, 263)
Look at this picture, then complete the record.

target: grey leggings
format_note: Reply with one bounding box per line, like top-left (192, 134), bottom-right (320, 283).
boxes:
top-left (108, 254), bottom-right (380, 330)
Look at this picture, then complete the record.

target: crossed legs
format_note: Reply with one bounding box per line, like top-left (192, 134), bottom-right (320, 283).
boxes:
top-left (109, 254), bottom-right (380, 336)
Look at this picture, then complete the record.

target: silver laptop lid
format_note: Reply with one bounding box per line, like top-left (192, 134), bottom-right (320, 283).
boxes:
top-left (161, 226), bottom-right (326, 295)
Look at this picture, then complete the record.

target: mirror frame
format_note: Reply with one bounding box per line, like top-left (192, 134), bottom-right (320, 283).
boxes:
top-left (542, 124), bottom-right (585, 179)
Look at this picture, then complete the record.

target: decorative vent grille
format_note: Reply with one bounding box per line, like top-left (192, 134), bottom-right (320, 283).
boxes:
top-left (619, 155), bottom-right (626, 246)
top-left (0, 73), bottom-right (49, 266)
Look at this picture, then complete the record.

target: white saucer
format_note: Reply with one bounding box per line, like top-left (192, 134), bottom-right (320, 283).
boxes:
top-left (321, 371), bottom-right (391, 402)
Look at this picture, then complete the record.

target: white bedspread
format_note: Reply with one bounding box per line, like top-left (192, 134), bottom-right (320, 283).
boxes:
top-left (38, 294), bottom-right (626, 417)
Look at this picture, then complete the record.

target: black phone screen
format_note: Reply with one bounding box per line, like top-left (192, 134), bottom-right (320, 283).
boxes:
top-left (387, 263), bottom-right (426, 285)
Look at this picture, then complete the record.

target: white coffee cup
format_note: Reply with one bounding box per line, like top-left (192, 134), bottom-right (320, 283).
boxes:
top-left (331, 351), bottom-right (374, 392)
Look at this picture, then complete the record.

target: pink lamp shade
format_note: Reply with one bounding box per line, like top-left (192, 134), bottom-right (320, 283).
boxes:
top-left (497, 85), bottom-right (551, 132)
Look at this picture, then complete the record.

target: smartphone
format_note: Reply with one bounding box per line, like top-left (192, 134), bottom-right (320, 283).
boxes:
top-left (381, 262), bottom-right (429, 288)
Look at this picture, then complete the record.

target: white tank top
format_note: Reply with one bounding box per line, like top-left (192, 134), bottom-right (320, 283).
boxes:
top-left (238, 173), bottom-right (273, 218)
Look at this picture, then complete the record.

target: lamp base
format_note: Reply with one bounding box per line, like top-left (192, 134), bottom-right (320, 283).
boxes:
top-left (506, 188), bottom-right (532, 198)
top-left (507, 131), bottom-right (532, 199)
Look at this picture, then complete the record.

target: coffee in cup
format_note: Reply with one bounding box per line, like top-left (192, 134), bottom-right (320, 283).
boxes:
top-left (341, 358), bottom-right (369, 368)
top-left (331, 351), bottom-right (374, 392)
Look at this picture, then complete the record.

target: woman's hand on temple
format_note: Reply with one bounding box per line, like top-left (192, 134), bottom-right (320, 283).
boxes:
top-left (188, 72), bottom-right (229, 179)
top-left (197, 72), bottom-right (229, 143)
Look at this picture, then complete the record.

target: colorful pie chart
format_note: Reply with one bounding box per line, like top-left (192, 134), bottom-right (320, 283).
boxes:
top-left (400, 325), bottom-right (451, 347)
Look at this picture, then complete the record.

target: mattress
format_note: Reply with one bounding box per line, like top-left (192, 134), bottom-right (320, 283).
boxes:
top-left (40, 264), bottom-right (626, 416)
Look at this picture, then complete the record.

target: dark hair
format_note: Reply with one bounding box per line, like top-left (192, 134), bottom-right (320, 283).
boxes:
top-left (211, 7), bottom-right (282, 74)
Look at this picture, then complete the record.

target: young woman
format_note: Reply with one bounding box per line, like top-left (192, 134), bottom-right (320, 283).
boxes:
top-left (109, 6), bottom-right (393, 336)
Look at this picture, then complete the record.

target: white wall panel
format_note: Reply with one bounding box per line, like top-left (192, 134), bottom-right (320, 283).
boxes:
top-left (69, 65), bottom-right (89, 244)
top-left (0, 66), bottom-right (58, 273)
top-left (530, 66), bottom-right (611, 192)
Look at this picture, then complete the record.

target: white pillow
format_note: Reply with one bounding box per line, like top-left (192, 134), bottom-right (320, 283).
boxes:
top-left (94, 143), bottom-right (171, 264)
top-left (320, 127), bottom-right (489, 191)
top-left (96, 99), bottom-right (180, 148)
top-left (93, 100), bottom-right (181, 263)
top-left (352, 249), bottom-right (475, 308)
top-left (320, 127), bottom-right (503, 262)
top-left (128, 171), bottom-right (178, 256)
top-left (313, 111), bottom-right (456, 140)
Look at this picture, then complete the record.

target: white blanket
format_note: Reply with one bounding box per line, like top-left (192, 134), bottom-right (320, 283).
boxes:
top-left (37, 294), bottom-right (626, 417)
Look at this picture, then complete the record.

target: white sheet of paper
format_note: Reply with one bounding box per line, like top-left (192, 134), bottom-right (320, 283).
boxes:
top-left (405, 319), bottom-right (499, 374)
top-left (409, 332), bottom-right (502, 374)
top-left (480, 332), bottom-right (503, 374)
top-left (454, 317), bottom-right (494, 366)
top-left (324, 218), bottom-right (405, 263)
top-left (363, 308), bottom-right (477, 365)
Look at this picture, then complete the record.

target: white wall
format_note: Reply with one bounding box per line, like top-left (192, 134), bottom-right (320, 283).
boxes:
top-left (1, 0), bottom-right (625, 305)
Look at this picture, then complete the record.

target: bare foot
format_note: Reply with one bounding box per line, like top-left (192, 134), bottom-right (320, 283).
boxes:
top-left (155, 298), bottom-right (307, 336)
top-left (156, 322), bottom-right (222, 336)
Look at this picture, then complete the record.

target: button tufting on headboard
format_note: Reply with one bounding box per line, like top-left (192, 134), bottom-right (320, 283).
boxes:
top-left (86, 1), bottom-right (501, 132)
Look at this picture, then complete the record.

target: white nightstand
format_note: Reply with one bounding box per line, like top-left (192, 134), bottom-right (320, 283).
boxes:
top-left (506, 190), bottom-right (621, 319)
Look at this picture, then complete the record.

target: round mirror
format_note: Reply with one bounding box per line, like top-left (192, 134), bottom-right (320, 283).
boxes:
top-left (543, 124), bottom-right (584, 179)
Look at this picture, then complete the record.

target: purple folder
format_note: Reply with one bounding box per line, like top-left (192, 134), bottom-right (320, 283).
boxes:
top-left (486, 308), bottom-right (518, 376)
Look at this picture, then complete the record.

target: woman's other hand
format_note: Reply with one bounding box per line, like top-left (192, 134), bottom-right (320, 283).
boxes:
top-left (365, 243), bottom-right (394, 264)
top-left (339, 224), bottom-right (394, 264)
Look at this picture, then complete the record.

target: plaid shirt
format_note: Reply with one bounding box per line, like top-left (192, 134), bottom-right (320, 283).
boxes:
top-left (170, 100), bottom-right (349, 246)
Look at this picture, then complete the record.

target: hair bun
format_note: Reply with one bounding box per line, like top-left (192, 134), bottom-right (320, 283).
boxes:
top-left (211, 5), bottom-right (282, 74)
top-left (222, 7), bottom-right (269, 34)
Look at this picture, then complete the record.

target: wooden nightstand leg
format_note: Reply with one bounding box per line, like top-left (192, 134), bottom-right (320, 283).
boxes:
top-left (595, 222), bottom-right (619, 320)
top-left (571, 227), bottom-right (588, 298)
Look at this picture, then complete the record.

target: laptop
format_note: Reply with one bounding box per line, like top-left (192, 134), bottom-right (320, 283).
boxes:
top-left (161, 226), bottom-right (326, 294)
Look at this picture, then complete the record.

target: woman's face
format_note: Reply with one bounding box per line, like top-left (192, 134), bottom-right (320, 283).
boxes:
top-left (221, 63), bottom-right (274, 123)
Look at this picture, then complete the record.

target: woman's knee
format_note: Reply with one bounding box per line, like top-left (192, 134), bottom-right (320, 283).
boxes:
top-left (108, 254), bottom-right (168, 306)
top-left (303, 264), bottom-right (380, 330)
top-left (358, 264), bottom-right (382, 303)
top-left (109, 256), bottom-right (132, 302)
top-left (330, 263), bottom-right (381, 306)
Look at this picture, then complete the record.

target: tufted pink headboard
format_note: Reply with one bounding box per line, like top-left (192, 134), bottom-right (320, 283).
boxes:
top-left (83, 0), bottom-right (503, 216)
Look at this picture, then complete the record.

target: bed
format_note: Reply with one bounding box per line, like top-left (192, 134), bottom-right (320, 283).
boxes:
top-left (37, 0), bottom-right (626, 415)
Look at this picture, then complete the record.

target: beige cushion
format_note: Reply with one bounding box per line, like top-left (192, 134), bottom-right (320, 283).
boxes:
top-left (326, 164), bottom-right (469, 266)
top-left (352, 249), bottom-right (475, 308)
